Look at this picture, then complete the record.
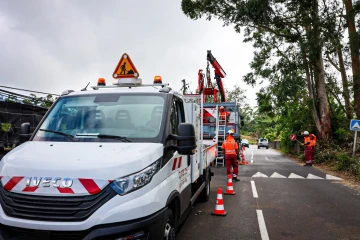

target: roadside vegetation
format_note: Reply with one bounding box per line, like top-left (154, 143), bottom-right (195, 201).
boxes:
top-left (181, 0), bottom-right (360, 180)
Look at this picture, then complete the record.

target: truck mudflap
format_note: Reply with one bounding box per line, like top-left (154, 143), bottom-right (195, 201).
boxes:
top-left (0, 207), bottom-right (168, 240)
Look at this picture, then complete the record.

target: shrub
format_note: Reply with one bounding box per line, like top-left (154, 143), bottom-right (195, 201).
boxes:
top-left (334, 128), bottom-right (352, 142)
top-left (350, 161), bottom-right (360, 180)
top-left (335, 153), bottom-right (352, 171)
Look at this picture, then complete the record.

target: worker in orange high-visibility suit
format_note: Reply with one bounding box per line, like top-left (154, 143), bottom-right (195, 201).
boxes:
top-left (303, 131), bottom-right (317, 166)
top-left (219, 106), bottom-right (230, 123)
top-left (222, 129), bottom-right (240, 181)
top-left (239, 144), bottom-right (246, 164)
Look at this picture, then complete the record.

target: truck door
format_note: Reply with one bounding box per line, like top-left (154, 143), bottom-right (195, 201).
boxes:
top-left (169, 97), bottom-right (191, 214)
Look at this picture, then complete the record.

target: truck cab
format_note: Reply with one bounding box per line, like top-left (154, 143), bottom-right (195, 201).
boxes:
top-left (0, 79), bottom-right (216, 239)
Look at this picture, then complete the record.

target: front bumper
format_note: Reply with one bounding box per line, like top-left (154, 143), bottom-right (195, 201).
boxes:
top-left (0, 207), bottom-right (167, 240)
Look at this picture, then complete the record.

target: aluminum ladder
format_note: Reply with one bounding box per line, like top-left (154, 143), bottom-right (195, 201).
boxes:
top-left (215, 109), bottom-right (226, 167)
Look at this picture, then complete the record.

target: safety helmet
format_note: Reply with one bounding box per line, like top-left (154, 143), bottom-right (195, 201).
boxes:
top-left (227, 129), bottom-right (234, 135)
top-left (220, 106), bottom-right (224, 110)
top-left (304, 131), bottom-right (309, 135)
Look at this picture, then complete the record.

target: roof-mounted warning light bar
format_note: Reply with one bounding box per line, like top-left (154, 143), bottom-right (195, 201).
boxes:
top-left (92, 84), bottom-right (170, 90)
top-left (91, 79), bottom-right (170, 90)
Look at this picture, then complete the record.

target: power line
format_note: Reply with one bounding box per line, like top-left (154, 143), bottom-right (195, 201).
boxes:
top-left (0, 85), bottom-right (60, 96)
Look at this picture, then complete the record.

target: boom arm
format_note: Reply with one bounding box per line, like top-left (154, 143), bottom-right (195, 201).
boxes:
top-left (207, 50), bottom-right (226, 102)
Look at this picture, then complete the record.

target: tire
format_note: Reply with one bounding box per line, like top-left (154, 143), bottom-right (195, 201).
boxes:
top-left (258, 146), bottom-right (260, 149)
top-left (266, 147), bottom-right (268, 149)
top-left (163, 209), bottom-right (176, 240)
top-left (198, 171), bottom-right (210, 202)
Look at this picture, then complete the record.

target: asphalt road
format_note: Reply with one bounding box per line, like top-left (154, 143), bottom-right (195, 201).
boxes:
top-left (177, 145), bottom-right (360, 240)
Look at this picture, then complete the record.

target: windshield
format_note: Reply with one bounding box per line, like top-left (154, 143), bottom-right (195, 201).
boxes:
top-left (33, 93), bottom-right (165, 142)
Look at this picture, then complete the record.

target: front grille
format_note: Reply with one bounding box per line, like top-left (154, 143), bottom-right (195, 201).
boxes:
top-left (0, 184), bottom-right (117, 222)
top-left (0, 225), bottom-right (89, 240)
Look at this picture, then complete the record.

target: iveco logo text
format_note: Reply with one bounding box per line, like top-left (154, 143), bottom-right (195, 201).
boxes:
top-left (26, 177), bottom-right (73, 188)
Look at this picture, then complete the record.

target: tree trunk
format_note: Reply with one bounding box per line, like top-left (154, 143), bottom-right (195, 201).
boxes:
top-left (310, 0), bottom-right (332, 139)
top-left (337, 46), bottom-right (353, 119)
top-left (315, 50), bottom-right (332, 139)
top-left (344, 0), bottom-right (360, 118)
top-left (300, 41), bottom-right (322, 135)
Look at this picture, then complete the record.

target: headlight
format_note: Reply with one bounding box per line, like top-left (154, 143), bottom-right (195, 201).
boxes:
top-left (110, 160), bottom-right (160, 196)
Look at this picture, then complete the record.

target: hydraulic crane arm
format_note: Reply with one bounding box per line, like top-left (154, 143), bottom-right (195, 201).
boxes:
top-left (207, 50), bottom-right (226, 102)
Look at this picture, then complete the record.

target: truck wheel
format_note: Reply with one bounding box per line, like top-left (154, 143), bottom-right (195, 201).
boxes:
top-left (163, 209), bottom-right (176, 240)
top-left (198, 171), bottom-right (210, 202)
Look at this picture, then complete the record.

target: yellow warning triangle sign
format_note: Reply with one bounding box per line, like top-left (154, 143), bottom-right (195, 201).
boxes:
top-left (113, 53), bottom-right (139, 79)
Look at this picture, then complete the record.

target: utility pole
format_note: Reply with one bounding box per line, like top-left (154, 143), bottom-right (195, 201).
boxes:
top-left (181, 79), bottom-right (189, 95)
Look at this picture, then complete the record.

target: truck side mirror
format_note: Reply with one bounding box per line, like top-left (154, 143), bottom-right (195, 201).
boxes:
top-left (166, 123), bottom-right (197, 155)
top-left (177, 123), bottom-right (196, 155)
top-left (19, 122), bottom-right (31, 142)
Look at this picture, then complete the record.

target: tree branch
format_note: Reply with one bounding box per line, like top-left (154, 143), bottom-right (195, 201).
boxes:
top-left (325, 53), bottom-right (341, 72)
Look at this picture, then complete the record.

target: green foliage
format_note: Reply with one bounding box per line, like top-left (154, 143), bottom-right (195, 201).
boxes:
top-left (315, 147), bottom-right (338, 164)
top-left (334, 128), bottom-right (352, 142)
top-left (335, 153), bottom-right (352, 171)
top-left (23, 94), bottom-right (55, 108)
top-left (181, 0), bottom-right (360, 179)
top-left (5, 95), bottom-right (17, 103)
top-left (1, 123), bottom-right (11, 132)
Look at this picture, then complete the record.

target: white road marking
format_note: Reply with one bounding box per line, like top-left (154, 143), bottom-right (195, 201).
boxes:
top-left (288, 173), bottom-right (304, 179)
top-left (252, 172), bottom-right (268, 177)
top-left (307, 173), bottom-right (323, 179)
top-left (251, 180), bottom-right (258, 198)
top-left (251, 145), bottom-right (254, 163)
top-left (265, 157), bottom-right (269, 160)
top-left (326, 174), bottom-right (343, 180)
top-left (256, 210), bottom-right (270, 240)
top-left (270, 172), bottom-right (286, 178)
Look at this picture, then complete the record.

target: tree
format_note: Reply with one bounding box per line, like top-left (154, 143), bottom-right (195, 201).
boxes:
top-left (22, 93), bottom-right (55, 108)
top-left (226, 84), bottom-right (253, 132)
top-left (181, 0), bottom-right (343, 139)
top-left (343, 0), bottom-right (360, 118)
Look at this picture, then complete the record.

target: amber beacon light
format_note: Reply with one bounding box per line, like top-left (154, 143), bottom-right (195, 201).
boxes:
top-left (97, 78), bottom-right (106, 86)
top-left (153, 76), bottom-right (162, 84)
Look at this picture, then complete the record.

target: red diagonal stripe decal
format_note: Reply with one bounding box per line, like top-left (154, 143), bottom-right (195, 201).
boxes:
top-left (178, 157), bottom-right (182, 168)
top-left (78, 178), bottom-right (101, 195)
top-left (58, 187), bottom-right (74, 194)
top-left (4, 177), bottom-right (23, 191)
top-left (0, 176), bottom-right (3, 180)
top-left (172, 158), bottom-right (178, 171)
top-left (22, 186), bottom-right (38, 192)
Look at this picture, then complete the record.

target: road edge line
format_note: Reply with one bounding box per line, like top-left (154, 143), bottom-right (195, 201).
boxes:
top-left (251, 180), bottom-right (258, 198)
top-left (256, 210), bottom-right (270, 240)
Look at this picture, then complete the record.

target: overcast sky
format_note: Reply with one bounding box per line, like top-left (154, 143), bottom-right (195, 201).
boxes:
top-left (0, 0), bottom-right (264, 107)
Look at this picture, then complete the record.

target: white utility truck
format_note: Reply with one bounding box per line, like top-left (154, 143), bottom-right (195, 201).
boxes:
top-left (0, 76), bottom-right (217, 239)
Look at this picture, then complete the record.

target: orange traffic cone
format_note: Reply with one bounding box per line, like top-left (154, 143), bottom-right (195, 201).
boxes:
top-left (240, 153), bottom-right (249, 165)
top-left (224, 175), bottom-right (235, 195)
top-left (211, 188), bottom-right (228, 216)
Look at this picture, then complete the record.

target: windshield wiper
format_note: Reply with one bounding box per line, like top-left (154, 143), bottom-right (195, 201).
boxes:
top-left (98, 134), bottom-right (133, 142)
top-left (39, 129), bottom-right (75, 141)
top-left (76, 134), bottom-right (133, 142)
